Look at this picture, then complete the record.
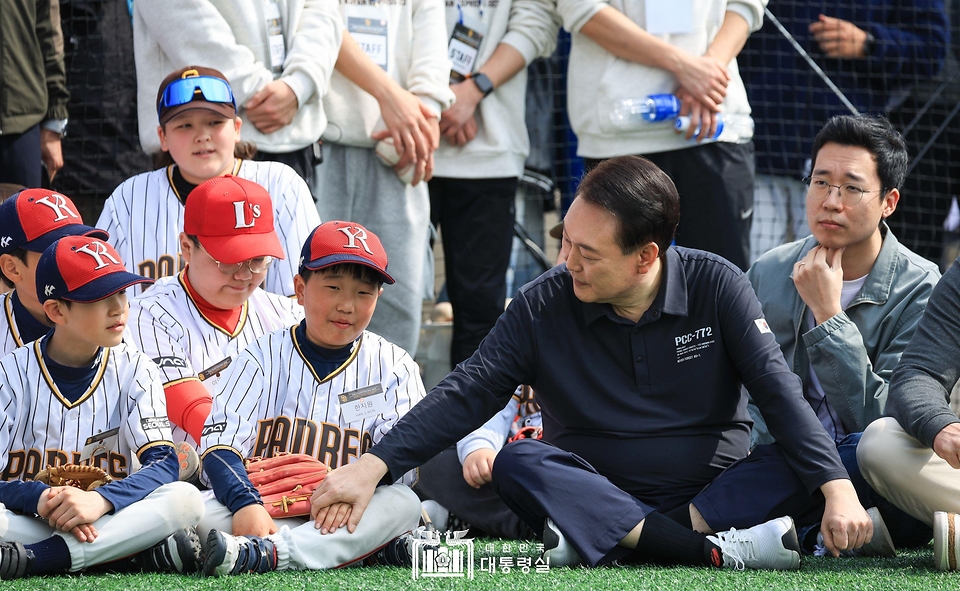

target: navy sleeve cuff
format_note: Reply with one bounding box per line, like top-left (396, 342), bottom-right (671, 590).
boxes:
top-left (97, 445), bottom-right (179, 513)
top-left (203, 448), bottom-right (261, 513)
top-left (0, 480), bottom-right (50, 515)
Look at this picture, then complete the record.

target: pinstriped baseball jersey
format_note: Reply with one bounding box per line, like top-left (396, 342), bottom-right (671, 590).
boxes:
top-left (0, 339), bottom-right (173, 482)
top-left (128, 273), bottom-right (303, 444)
top-left (0, 293), bottom-right (27, 359)
top-left (97, 160), bottom-right (320, 297)
top-left (201, 327), bottom-right (425, 485)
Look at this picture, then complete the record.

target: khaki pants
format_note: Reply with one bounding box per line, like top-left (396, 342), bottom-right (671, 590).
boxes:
top-left (858, 417), bottom-right (960, 527)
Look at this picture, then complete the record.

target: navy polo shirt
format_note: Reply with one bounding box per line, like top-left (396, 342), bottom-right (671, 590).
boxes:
top-left (371, 247), bottom-right (847, 505)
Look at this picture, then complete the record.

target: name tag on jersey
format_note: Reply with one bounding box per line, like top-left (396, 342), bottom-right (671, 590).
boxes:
top-left (80, 427), bottom-right (120, 462)
top-left (346, 6), bottom-right (388, 70)
top-left (448, 19), bottom-right (485, 83)
top-left (198, 357), bottom-right (232, 382)
top-left (338, 384), bottom-right (386, 424)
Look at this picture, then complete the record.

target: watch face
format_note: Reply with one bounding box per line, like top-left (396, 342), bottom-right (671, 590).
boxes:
top-left (473, 74), bottom-right (494, 97)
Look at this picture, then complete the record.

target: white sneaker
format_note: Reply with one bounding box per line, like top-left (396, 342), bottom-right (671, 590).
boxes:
top-left (706, 516), bottom-right (801, 570)
top-left (934, 511), bottom-right (960, 571)
top-left (542, 518), bottom-right (583, 567)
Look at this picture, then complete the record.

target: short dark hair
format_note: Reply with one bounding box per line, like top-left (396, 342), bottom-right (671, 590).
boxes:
top-left (811, 115), bottom-right (908, 193)
top-left (575, 155), bottom-right (680, 256)
top-left (0, 248), bottom-right (28, 289)
top-left (300, 264), bottom-right (384, 288)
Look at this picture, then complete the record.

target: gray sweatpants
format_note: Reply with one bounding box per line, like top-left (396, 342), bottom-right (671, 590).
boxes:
top-left (313, 144), bottom-right (430, 355)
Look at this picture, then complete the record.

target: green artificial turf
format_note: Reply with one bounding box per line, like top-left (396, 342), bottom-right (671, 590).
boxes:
top-left (4, 541), bottom-right (955, 590)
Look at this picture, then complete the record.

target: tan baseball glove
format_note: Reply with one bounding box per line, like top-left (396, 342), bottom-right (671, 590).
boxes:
top-left (245, 453), bottom-right (329, 518)
top-left (33, 464), bottom-right (114, 491)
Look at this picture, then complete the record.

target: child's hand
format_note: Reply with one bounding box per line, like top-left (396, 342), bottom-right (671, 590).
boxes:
top-left (462, 448), bottom-right (497, 489)
top-left (232, 503), bottom-right (279, 537)
top-left (40, 487), bottom-right (112, 533)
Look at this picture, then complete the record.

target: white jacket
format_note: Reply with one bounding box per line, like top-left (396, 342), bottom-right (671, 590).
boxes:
top-left (433, 0), bottom-right (560, 179)
top-left (134, 0), bottom-right (342, 154)
top-left (321, 0), bottom-right (455, 148)
top-left (555, 0), bottom-right (765, 158)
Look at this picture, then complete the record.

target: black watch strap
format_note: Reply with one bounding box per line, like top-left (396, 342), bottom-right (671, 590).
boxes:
top-left (471, 72), bottom-right (495, 98)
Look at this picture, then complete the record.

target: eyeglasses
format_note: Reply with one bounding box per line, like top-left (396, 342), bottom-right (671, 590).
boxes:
top-left (196, 242), bottom-right (273, 275)
top-left (803, 176), bottom-right (886, 207)
top-left (157, 76), bottom-right (236, 118)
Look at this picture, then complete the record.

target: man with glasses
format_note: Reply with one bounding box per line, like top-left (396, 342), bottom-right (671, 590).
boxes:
top-left (128, 175), bottom-right (302, 450)
top-left (747, 114), bottom-right (940, 554)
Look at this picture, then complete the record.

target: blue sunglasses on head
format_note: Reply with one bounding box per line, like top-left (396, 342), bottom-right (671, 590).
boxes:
top-left (157, 75), bottom-right (237, 118)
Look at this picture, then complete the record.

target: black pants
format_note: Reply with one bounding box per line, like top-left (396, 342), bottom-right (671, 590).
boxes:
top-left (585, 142), bottom-right (754, 271)
top-left (429, 176), bottom-right (517, 366)
top-left (0, 124), bottom-right (41, 187)
top-left (413, 445), bottom-right (535, 540)
top-left (493, 439), bottom-right (829, 567)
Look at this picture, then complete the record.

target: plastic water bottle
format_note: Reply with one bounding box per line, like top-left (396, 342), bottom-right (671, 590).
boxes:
top-left (674, 114), bottom-right (754, 144)
top-left (608, 94), bottom-right (682, 128)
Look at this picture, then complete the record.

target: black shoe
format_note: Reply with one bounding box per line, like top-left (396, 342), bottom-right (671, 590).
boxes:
top-left (366, 528), bottom-right (439, 568)
top-left (202, 530), bottom-right (277, 577)
top-left (0, 542), bottom-right (34, 580)
top-left (133, 527), bottom-right (203, 573)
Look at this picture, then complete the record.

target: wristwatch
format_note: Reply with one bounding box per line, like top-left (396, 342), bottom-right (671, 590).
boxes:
top-left (470, 73), bottom-right (495, 98)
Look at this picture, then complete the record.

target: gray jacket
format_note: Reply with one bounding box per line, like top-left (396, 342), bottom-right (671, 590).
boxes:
top-left (748, 225), bottom-right (941, 446)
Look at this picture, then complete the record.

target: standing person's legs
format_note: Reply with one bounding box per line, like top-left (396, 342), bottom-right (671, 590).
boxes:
top-left (429, 176), bottom-right (517, 366)
top-left (314, 145), bottom-right (428, 355)
top-left (0, 126), bottom-right (42, 187)
top-left (646, 142), bottom-right (755, 271)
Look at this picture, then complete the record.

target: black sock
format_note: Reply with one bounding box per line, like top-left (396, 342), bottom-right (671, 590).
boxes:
top-left (632, 512), bottom-right (722, 567)
top-left (663, 504), bottom-right (694, 529)
top-left (25, 536), bottom-right (71, 575)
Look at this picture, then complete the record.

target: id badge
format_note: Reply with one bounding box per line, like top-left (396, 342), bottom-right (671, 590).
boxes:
top-left (80, 427), bottom-right (120, 463)
top-left (346, 6), bottom-right (389, 71)
top-left (338, 384), bottom-right (387, 424)
top-left (265, 0), bottom-right (286, 76)
top-left (447, 23), bottom-right (483, 84)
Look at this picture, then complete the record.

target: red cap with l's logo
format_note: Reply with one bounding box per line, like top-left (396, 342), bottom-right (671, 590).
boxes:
top-left (183, 175), bottom-right (285, 264)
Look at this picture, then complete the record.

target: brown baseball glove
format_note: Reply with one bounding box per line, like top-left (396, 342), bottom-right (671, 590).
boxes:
top-left (245, 453), bottom-right (329, 518)
top-left (33, 464), bottom-right (114, 491)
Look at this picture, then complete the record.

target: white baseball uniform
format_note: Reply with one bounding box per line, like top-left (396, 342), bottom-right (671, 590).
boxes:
top-left (97, 160), bottom-right (320, 297)
top-left (128, 273), bottom-right (304, 445)
top-left (197, 326), bottom-right (425, 570)
top-left (0, 293), bottom-right (28, 359)
top-left (0, 339), bottom-right (203, 571)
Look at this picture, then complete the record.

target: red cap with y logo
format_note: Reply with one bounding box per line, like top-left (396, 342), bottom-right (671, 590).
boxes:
top-left (184, 175), bottom-right (285, 264)
top-left (0, 189), bottom-right (108, 255)
top-left (299, 221), bottom-right (394, 284)
top-left (37, 236), bottom-right (153, 302)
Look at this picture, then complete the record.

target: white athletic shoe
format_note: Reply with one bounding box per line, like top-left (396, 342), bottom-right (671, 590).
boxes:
top-left (934, 511), bottom-right (960, 571)
top-left (542, 518), bottom-right (583, 567)
top-left (706, 516), bottom-right (801, 570)
top-left (815, 506), bottom-right (896, 557)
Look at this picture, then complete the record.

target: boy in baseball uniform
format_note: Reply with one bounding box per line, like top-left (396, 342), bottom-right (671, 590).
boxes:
top-left (98, 66), bottom-right (320, 297)
top-left (198, 221), bottom-right (424, 576)
top-left (0, 236), bottom-right (203, 579)
top-left (0, 189), bottom-right (108, 357)
top-left (128, 175), bottom-right (302, 449)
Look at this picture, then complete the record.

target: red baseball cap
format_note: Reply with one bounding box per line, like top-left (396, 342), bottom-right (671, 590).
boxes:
top-left (299, 221), bottom-right (394, 284)
top-left (184, 175), bottom-right (285, 264)
top-left (37, 236), bottom-right (153, 302)
top-left (0, 189), bottom-right (108, 255)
